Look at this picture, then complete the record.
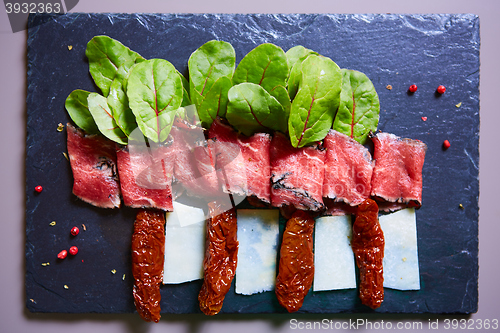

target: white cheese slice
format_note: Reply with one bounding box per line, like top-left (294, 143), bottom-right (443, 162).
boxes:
top-left (379, 208), bottom-right (420, 290)
top-left (163, 201), bottom-right (206, 284)
top-left (235, 209), bottom-right (280, 295)
top-left (314, 215), bottom-right (356, 291)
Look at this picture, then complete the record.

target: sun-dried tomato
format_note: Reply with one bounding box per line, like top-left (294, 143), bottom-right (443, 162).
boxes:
top-left (275, 210), bottom-right (315, 313)
top-left (198, 201), bottom-right (238, 316)
top-left (351, 198), bottom-right (385, 309)
top-left (131, 209), bottom-right (165, 322)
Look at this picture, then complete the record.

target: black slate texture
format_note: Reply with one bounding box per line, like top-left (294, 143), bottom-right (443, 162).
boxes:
top-left (25, 13), bottom-right (479, 314)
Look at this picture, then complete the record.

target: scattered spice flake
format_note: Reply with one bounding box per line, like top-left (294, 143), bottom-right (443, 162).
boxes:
top-left (122, 274), bottom-right (126, 281)
top-left (30, 299), bottom-right (36, 303)
top-left (459, 204), bottom-right (464, 209)
top-left (49, 221), bottom-right (56, 226)
top-left (421, 117), bottom-right (427, 122)
top-left (111, 269), bottom-right (117, 275)
top-left (64, 285), bottom-right (69, 289)
top-left (455, 102), bottom-right (462, 108)
top-left (41, 262), bottom-right (50, 266)
top-left (386, 84), bottom-right (393, 90)
top-left (82, 224), bottom-right (87, 231)
top-left (62, 152), bottom-right (69, 161)
top-left (68, 45), bottom-right (73, 51)
top-left (402, 257), bottom-right (407, 262)
top-left (57, 123), bottom-right (64, 132)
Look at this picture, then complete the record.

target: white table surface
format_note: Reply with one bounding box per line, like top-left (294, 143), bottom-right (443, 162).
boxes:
top-left (1, 0), bottom-right (499, 332)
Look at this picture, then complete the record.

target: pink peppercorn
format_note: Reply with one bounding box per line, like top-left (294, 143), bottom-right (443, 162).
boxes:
top-left (35, 185), bottom-right (43, 193)
top-left (57, 250), bottom-right (68, 260)
top-left (443, 140), bottom-right (451, 149)
top-left (69, 246), bottom-right (78, 256)
top-left (437, 85), bottom-right (446, 94)
top-left (71, 226), bottom-right (79, 236)
top-left (409, 84), bottom-right (418, 93)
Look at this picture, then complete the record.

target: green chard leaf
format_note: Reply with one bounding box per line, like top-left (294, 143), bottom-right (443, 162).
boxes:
top-left (333, 69), bottom-right (380, 144)
top-left (87, 93), bottom-right (128, 145)
top-left (285, 45), bottom-right (317, 75)
top-left (177, 71), bottom-right (191, 107)
top-left (286, 46), bottom-right (318, 100)
top-left (107, 61), bottom-right (140, 137)
top-left (196, 76), bottom-right (232, 128)
top-left (288, 55), bottom-right (342, 148)
top-left (233, 43), bottom-right (288, 94)
top-left (188, 40), bottom-right (235, 97)
top-left (226, 83), bottom-right (288, 136)
top-left (188, 40), bottom-right (235, 127)
top-left (65, 89), bottom-right (99, 134)
top-left (86, 36), bottom-right (145, 97)
top-left (269, 85), bottom-right (291, 119)
top-left (127, 59), bottom-right (183, 143)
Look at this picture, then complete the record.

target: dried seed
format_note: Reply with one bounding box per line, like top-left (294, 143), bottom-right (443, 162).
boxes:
top-left (49, 221), bottom-right (56, 226)
top-left (386, 84), bottom-right (392, 90)
top-left (57, 123), bottom-right (64, 132)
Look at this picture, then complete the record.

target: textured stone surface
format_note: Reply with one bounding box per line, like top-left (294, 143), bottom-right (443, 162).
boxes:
top-left (26, 13), bottom-right (479, 314)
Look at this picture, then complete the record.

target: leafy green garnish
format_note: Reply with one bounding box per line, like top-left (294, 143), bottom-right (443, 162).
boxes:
top-left (86, 35), bottom-right (145, 97)
top-left (286, 46), bottom-right (318, 100)
top-left (65, 89), bottom-right (99, 134)
top-left (196, 76), bottom-right (232, 127)
top-left (288, 54), bottom-right (342, 148)
top-left (107, 61), bottom-right (139, 137)
top-left (87, 93), bottom-right (128, 145)
top-left (127, 59), bottom-right (183, 143)
top-left (333, 69), bottom-right (380, 144)
top-left (188, 40), bottom-right (235, 127)
top-left (226, 82), bottom-right (288, 136)
top-left (233, 43), bottom-right (288, 94)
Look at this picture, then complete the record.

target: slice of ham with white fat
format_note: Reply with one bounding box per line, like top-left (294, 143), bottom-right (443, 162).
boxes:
top-left (323, 130), bottom-right (374, 215)
top-left (208, 118), bottom-right (271, 204)
top-left (116, 142), bottom-right (174, 212)
top-left (370, 132), bottom-right (427, 211)
top-left (66, 123), bottom-right (121, 208)
top-left (270, 132), bottom-right (325, 211)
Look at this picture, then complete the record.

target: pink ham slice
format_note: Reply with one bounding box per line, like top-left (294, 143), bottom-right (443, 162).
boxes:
top-left (323, 130), bottom-right (374, 215)
top-left (116, 143), bottom-right (174, 212)
top-left (370, 132), bottom-right (427, 211)
top-left (208, 118), bottom-right (271, 204)
top-left (66, 123), bottom-right (121, 209)
top-left (270, 132), bottom-right (325, 211)
top-left (170, 124), bottom-right (221, 198)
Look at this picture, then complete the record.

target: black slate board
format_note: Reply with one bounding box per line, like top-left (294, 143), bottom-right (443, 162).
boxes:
top-left (25, 13), bottom-right (479, 314)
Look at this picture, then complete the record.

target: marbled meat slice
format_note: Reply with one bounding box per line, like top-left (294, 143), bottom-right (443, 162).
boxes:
top-left (66, 123), bottom-right (120, 208)
top-left (132, 209), bottom-right (165, 322)
top-left (116, 143), bottom-right (173, 212)
top-left (170, 125), bottom-right (221, 198)
top-left (323, 130), bottom-right (374, 215)
top-left (208, 118), bottom-right (248, 196)
top-left (270, 132), bottom-right (325, 211)
top-left (370, 132), bottom-right (427, 211)
top-left (237, 133), bottom-right (272, 204)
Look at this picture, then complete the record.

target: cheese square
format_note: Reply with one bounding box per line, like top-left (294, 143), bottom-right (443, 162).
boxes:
top-left (314, 215), bottom-right (356, 291)
top-left (379, 208), bottom-right (420, 290)
top-left (163, 202), bottom-right (206, 284)
top-left (235, 209), bottom-right (280, 295)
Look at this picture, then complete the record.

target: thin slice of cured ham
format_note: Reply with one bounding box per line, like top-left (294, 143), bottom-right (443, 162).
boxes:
top-left (208, 118), bottom-right (271, 204)
top-left (323, 130), bottom-right (374, 215)
top-left (116, 142), bottom-right (174, 212)
top-left (170, 124), bottom-right (221, 198)
top-left (370, 132), bottom-right (427, 211)
top-left (66, 123), bottom-right (120, 208)
top-left (270, 132), bottom-right (325, 211)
